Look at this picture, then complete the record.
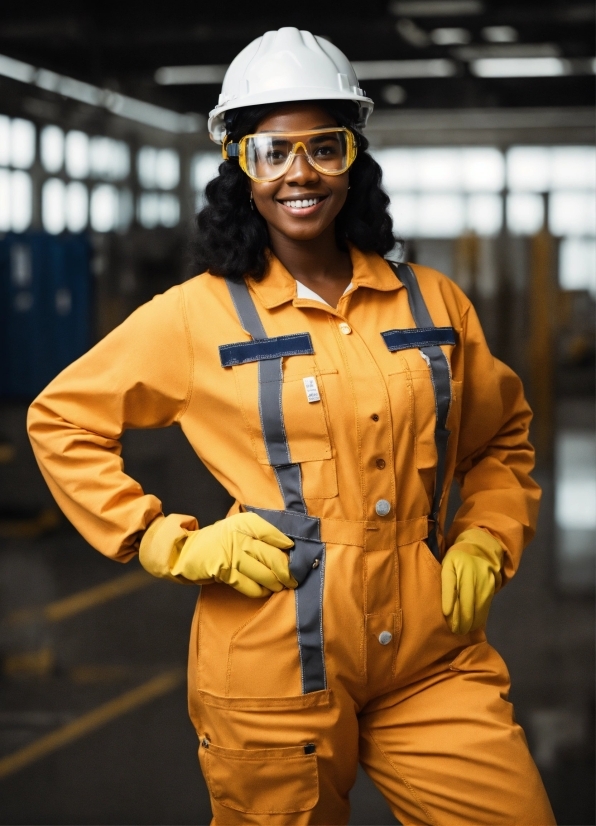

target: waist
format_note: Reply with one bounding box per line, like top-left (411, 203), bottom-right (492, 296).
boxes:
top-left (242, 504), bottom-right (429, 550)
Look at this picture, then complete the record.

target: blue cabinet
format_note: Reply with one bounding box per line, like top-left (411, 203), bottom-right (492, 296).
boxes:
top-left (0, 232), bottom-right (93, 399)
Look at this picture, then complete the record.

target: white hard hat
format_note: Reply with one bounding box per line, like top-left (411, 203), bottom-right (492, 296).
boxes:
top-left (208, 27), bottom-right (374, 143)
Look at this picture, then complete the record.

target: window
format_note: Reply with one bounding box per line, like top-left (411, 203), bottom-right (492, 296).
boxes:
top-left (550, 192), bottom-right (596, 237)
top-left (137, 146), bottom-right (181, 227)
top-left (0, 115), bottom-right (9, 166)
top-left (137, 192), bottom-right (180, 229)
top-left (506, 193), bottom-right (544, 235)
top-left (373, 146), bottom-right (505, 238)
top-left (155, 149), bottom-right (179, 190)
top-left (467, 194), bottom-right (503, 236)
top-left (0, 169), bottom-right (32, 232)
top-left (0, 116), bottom-right (34, 231)
top-left (90, 137), bottom-right (130, 181)
top-left (41, 125), bottom-right (64, 173)
top-left (10, 119), bottom-right (36, 169)
top-left (417, 194), bottom-right (465, 237)
top-left (559, 238), bottom-right (596, 295)
top-left (42, 178), bottom-right (66, 234)
top-left (65, 131), bottom-right (90, 179)
top-left (90, 185), bottom-right (119, 232)
top-left (507, 147), bottom-right (551, 191)
top-left (137, 147), bottom-right (179, 189)
top-left (555, 430), bottom-right (596, 592)
top-left (191, 152), bottom-right (221, 208)
top-left (65, 182), bottom-right (89, 233)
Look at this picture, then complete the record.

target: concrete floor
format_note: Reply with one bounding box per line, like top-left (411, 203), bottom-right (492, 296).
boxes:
top-left (0, 403), bottom-right (593, 825)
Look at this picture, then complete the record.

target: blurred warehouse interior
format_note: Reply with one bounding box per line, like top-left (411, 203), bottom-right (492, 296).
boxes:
top-left (0, 1), bottom-right (594, 824)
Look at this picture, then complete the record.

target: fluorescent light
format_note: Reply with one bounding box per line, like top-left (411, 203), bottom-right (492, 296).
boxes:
top-left (155, 65), bottom-right (228, 85)
top-left (0, 54), bottom-right (35, 83)
top-left (471, 58), bottom-right (569, 78)
top-left (456, 43), bottom-right (561, 60)
top-left (0, 52), bottom-right (203, 133)
top-left (430, 27), bottom-right (471, 45)
top-left (389, 0), bottom-right (483, 15)
top-left (353, 59), bottom-right (456, 79)
top-left (395, 19), bottom-right (431, 47)
top-left (382, 84), bottom-right (407, 104)
top-left (481, 26), bottom-right (518, 43)
top-left (104, 92), bottom-right (202, 133)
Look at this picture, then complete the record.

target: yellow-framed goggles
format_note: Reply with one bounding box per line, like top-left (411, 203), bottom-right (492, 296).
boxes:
top-left (223, 127), bottom-right (357, 183)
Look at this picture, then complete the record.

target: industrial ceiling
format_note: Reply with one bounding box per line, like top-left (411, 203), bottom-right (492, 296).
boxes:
top-left (0, 0), bottom-right (593, 141)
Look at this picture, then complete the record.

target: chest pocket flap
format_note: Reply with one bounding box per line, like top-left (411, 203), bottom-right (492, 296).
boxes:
top-left (232, 355), bottom-right (336, 466)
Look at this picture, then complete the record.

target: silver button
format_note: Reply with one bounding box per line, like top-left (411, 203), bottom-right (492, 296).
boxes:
top-left (378, 631), bottom-right (392, 645)
top-left (375, 499), bottom-right (391, 517)
top-left (338, 322), bottom-right (352, 335)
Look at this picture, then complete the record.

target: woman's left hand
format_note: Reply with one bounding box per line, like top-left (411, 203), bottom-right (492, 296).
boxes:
top-left (441, 529), bottom-right (504, 634)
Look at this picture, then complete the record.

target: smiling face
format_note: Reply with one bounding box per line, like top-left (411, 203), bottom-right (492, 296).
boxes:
top-left (248, 103), bottom-right (351, 244)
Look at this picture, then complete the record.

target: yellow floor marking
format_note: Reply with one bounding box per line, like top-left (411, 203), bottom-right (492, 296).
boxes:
top-left (0, 668), bottom-right (185, 780)
top-left (3, 648), bottom-right (55, 677)
top-left (4, 569), bottom-right (154, 628)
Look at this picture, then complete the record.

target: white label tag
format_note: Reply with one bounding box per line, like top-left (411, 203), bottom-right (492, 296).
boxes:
top-left (303, 376), bottom-right (321, 403)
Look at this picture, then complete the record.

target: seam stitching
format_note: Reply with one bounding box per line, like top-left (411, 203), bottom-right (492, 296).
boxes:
top-left (366, 728), bottom-right (438, 826)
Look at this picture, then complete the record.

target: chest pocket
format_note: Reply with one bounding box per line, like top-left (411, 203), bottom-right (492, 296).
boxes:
top-left (232, 355), bottom-right (338, 499)
top-left (389, 348), bottom-right (460, 495)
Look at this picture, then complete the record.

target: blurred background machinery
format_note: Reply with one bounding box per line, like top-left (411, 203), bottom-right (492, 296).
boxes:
top-left (0, 1), bottom-right (594, 824)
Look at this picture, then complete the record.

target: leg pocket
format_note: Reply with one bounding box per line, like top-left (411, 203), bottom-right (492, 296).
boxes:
top-left (199, 739), bottom-right (319, 815)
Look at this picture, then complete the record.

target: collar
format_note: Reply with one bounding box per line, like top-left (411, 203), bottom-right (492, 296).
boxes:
top-left (248, 246), bottom-right (403, 310)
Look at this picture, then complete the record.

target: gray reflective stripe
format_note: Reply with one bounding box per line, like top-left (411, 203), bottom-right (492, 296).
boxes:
top-left (259, 358), bottom-right (293, 469)
top-left (245, 506), bottom-right (321, 542)
top-left (296, 551), bottom-right (326, 694)
top-left (224, 278), bottom-right (326, 693)
top-left (247, 506), bottom-right (322, 580)
top-left (392, 263), bottom-right (453, 561)
top-left (226, 278), bottom-right (267, 339)
top-left (274, 464), bottom-right (307, 514)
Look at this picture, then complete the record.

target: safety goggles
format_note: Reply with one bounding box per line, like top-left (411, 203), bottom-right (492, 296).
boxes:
top-left (223, 127), bottom-right (357, 183)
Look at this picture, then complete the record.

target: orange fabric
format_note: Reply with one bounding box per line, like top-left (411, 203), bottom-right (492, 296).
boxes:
top-left (28, 248), bottom-right (552, 824)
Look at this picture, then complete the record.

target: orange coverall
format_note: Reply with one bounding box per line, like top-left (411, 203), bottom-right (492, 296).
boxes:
top-left (28, 247), bottom-right (554, 825)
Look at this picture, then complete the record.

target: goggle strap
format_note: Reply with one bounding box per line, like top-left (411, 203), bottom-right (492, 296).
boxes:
top-left (225, 143), bottom-right (240, 159)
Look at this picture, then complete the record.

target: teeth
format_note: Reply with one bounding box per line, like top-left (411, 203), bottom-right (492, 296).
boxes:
top-left (283, 197), bottom-right (321, 209)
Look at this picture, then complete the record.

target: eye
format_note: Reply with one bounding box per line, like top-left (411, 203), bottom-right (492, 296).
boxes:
top-left (312, 140), bottom-right (341, 158)
top-left (266, 149), bottom-right (288, 163)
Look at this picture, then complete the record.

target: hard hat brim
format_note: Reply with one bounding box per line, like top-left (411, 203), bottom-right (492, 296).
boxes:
top-left (208, 89), bottom-right (374, 143)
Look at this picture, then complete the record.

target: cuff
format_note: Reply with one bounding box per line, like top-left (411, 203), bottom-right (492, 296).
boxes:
top-left (139, 513), bottom-right (199, 584)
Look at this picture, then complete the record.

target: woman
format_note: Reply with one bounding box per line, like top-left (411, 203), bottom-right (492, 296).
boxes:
top-left (28, 27), bottom-right (555, 826)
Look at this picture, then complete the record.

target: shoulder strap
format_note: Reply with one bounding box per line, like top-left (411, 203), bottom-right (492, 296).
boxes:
top-left (390, 262), bottom-right (453, 560)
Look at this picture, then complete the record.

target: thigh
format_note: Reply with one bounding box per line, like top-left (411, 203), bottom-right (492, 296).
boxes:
top-left (358, 641), bottom-right (555, 826)
top-left (187, 589), bottom-right (360, 825)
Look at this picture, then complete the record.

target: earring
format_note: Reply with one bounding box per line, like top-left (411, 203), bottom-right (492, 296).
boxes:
top-left (249, 192), bottom-right (255, 211)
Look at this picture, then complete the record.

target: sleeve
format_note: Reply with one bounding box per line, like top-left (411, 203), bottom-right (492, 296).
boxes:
top-left (27, 285), bottom-right (193, 562)
top-left (446, 301), bottom-right (541, 585)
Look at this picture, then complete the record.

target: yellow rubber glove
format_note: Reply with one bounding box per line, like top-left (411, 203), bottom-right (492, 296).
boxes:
top-left (139, 512), bottom-right (297, 598)
top-left (441, 528), bottom-right (504, 635)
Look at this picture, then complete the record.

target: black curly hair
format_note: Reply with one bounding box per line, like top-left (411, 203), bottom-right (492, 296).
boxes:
top-left (192, 100), bottom-right (397, 282)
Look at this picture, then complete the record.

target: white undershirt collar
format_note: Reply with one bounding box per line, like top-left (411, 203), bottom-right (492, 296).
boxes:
top-left (295, 279), bottom-right (353, 307)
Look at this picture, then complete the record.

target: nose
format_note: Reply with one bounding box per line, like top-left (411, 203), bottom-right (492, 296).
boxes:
top-left (284, 152), bottom-right (319, 186)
